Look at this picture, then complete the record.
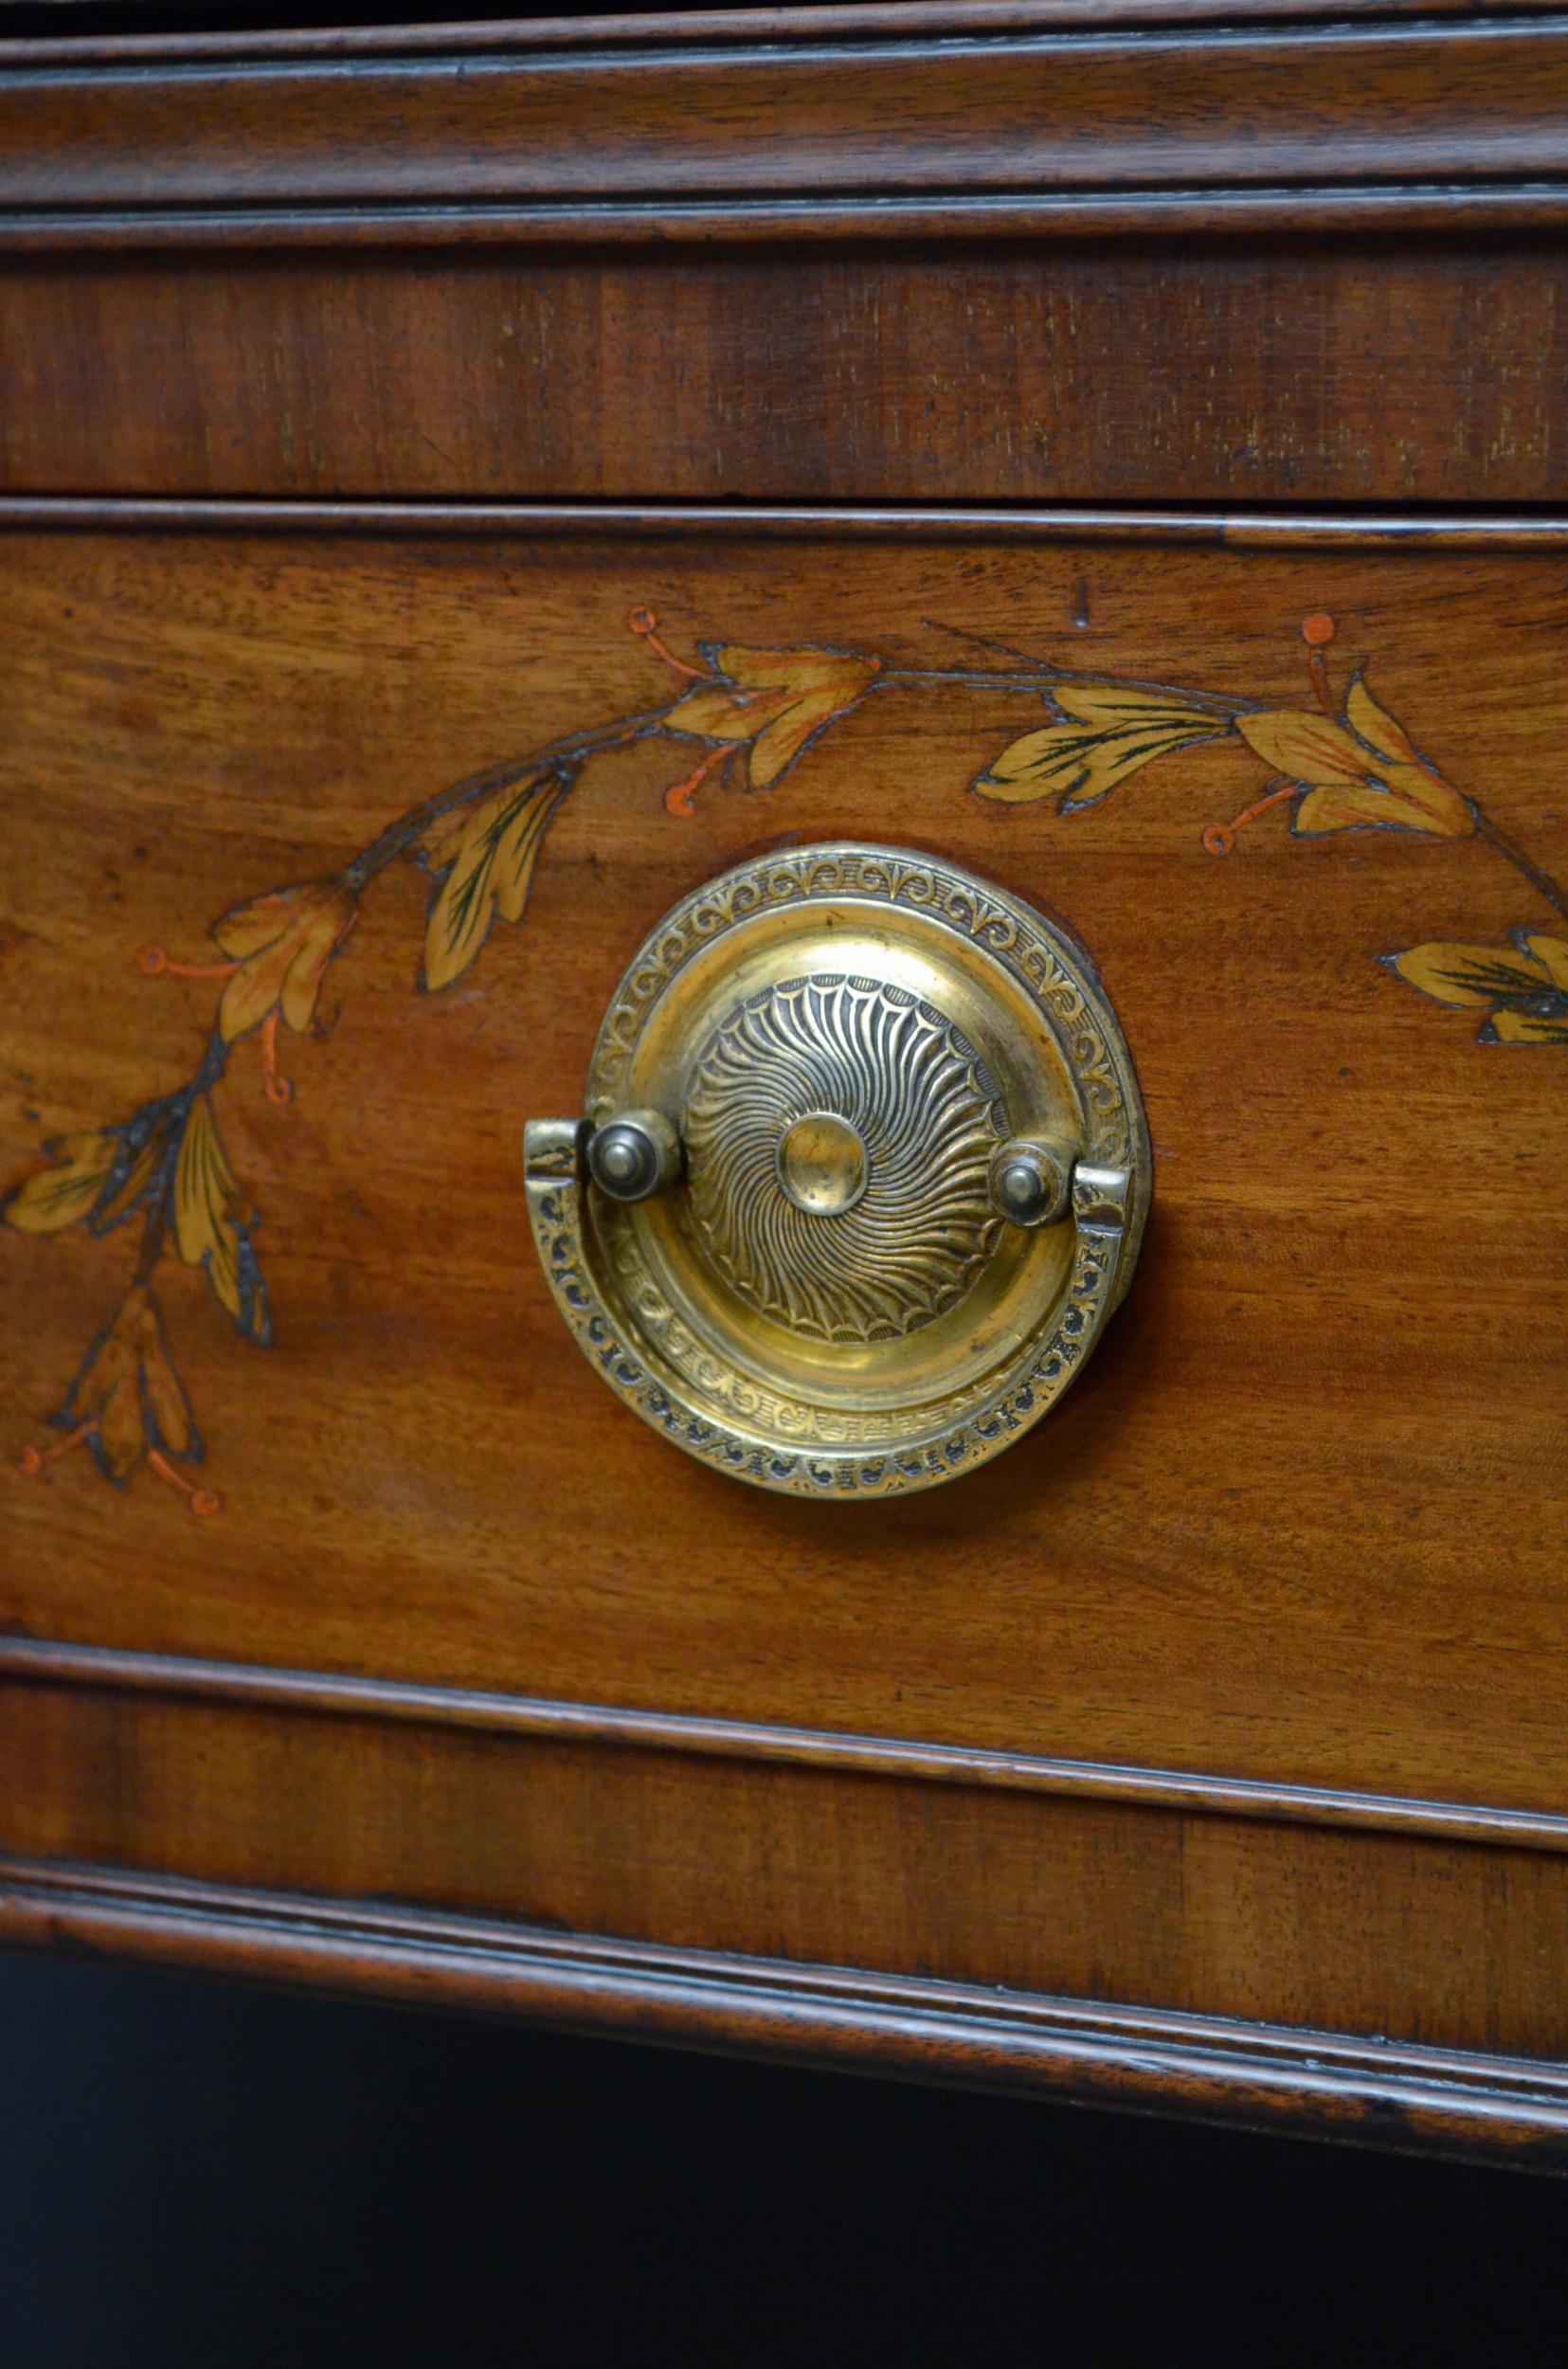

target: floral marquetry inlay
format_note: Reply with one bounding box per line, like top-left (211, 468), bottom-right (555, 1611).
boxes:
top-left (5, 603), bottom-right (1562, 1510)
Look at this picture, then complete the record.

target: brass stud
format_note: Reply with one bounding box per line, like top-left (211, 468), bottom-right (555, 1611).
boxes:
top-left (989, 1137), bottom-right (1073, 1228)
top-left (586, 1108), bottom-right (682, 1203)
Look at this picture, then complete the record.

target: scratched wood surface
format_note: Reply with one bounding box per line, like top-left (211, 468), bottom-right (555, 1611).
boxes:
top-left (1, 527), bottom-right (1562, 1811)
top-left (3, 240), bottom-right (1565, 503)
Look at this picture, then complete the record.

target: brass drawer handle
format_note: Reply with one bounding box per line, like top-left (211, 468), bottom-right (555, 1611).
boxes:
top-left (524, 843), bottom-right (1148, 1497)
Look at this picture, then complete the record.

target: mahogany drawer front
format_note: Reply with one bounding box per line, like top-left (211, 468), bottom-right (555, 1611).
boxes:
top-left (2, 8), bottom-right (1566, 2167)
top-left (2, 520), bottom-right (1565, 1799)
top-left (3, 516), bottom-right (1565, 2135)
top-left (3, 12), bottom-right (1568, 507)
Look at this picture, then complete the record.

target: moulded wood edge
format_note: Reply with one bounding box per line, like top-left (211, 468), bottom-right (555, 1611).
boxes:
top-left (3, 21), bottom-right (1568, 229)
top-left (0, 0), bottom-right (1545, 71)
top-left (7, 1636), bottom-right (1568, 1854)
top-left (4, 1854), bottom-right (1567, 2171)
top-left (3, 498), bottom-right (1568, 548)
top-left (4, 183), bottom-right (1568, 249)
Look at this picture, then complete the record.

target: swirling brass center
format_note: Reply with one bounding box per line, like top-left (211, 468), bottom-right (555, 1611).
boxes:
top-left (775, 1112), bottom-right (869, 1217)
top-left (682, 972), bottom-right (1007, 1345)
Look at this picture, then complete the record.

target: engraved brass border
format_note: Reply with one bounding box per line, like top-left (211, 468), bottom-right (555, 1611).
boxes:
top-left (586, 841), bottom-right (1143, 1215)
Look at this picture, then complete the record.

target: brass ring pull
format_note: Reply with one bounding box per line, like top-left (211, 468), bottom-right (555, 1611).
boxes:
top-left (524, 843), bottom-right (1149, 1498)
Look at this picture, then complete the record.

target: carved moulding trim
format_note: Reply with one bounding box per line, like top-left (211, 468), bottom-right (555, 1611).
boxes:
top-left (2, 16), bottom-right (1566, 251)
top-left (6, 499), bottom-right (1568, 546)
top-left (6, 1635), bottom-right (1568, 1857)
top-left (8, 186), bottom-right (1568, 250)
top-left (0, 5), bottom-right (1532, 68)
top-left (3, 1854), bottom-right (1567, 2170)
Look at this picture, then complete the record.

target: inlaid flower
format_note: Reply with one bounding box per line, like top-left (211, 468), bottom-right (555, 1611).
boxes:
top-left (210, 875), bottom-right (359, 1043)
top-left (1236, 675), bottom-right (1473, 840)
top-left (16, 1281), bottom-right (218, 1511)
top-left (662, 643), bottom-right (881, 795)
top-left (1383, 931), bottom-right (1568, 1044)
top-left (63, 1283), bottom-right (198, 1482)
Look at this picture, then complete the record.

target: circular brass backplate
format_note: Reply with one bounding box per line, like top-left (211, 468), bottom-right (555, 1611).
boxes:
top-left (524, 842), bottom-right (1149, 1497)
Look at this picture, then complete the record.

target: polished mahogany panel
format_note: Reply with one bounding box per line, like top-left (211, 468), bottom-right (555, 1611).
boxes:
top-left (2, 524), bottom-right (1562, 1812)
top-left (2, 243), bottom-right (1565, 503)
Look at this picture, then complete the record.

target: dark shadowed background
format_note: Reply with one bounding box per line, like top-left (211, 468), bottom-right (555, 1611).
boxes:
top-left (4, 1946), bottom-right (1567, 2365)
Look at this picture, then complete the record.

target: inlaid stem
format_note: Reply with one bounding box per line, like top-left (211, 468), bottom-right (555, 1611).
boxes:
top-left (1474, 811), bottom-right (1568, 922)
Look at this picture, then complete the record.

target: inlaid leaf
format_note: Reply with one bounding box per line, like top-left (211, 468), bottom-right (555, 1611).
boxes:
top-left (174, 1094), bottom-right (270, 1340)
top-left (133, 1292), bottom-right (197, 1457)
top-left (3, 1130), bottom-right (116, 1233)
top-left (63, 1293), bottom-right (146, 1483)
top-left (1344, 673), bottom-right (1425, 768)
top-left (95, 1372), bottom-right (146, 1482)
top-left (1384, 932), bottom-right (1568, 1044)
top-left (90, 1133), bottom-right (164, 1233)
top-left (975, 686), bottom-right (1228, 808)
top-left (420, 771), bottom-right (568, 994)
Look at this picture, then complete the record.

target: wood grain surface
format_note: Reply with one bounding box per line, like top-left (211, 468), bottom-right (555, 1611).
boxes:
top-left (8, 1667), bottom-right (1568, 2069)
top-left (4, 241), bottom-right (1567, 500)
top-left (2, 526), bottom-right (1562, 1817)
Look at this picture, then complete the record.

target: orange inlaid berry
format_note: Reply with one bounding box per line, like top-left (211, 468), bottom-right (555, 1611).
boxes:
top-left (17, 1423), bottom-right (90, 1477)
top-left (662, 743), bottom-right (730, 818)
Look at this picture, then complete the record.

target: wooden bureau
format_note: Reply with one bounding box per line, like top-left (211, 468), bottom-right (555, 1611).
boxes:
top-left (1, 1), bottom-right (1566, 2167)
